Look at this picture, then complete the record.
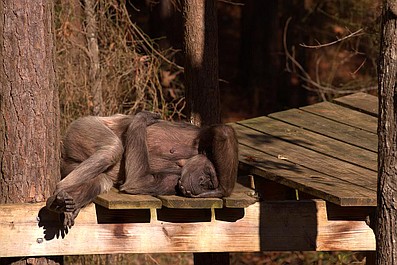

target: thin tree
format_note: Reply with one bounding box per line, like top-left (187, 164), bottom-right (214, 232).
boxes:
top-left (0, 0), bottom-right (61, 264)
top-left (376, 0), bottom-right (397, 264)
top-left (84, 0), bottom-right (103, 115)
top-left (183, 0), bottom-right (220, 126)
top-left (182, 1), bottom-right (228, 264)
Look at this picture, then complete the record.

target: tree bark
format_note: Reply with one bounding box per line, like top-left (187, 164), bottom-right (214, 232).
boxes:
top-left (84, 0), bottom-right (102, 115)
top-left (0, 0), bottom-right (61, 263)
top-left (376, 1), bottom-right (397, 264)
top-left (183, 0), bottom-right (220, 126)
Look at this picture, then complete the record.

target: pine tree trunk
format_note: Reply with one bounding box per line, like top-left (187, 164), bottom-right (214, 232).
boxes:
top-left (0, 0), bottom-right (61, 263)
top-left (376, 1), bottom-right (397, 264)
top-left (183, 0), bottom-right (220, 126)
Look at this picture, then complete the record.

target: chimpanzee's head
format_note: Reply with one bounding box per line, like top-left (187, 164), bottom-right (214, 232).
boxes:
top-left (178, 154), bottom-right (219, 196)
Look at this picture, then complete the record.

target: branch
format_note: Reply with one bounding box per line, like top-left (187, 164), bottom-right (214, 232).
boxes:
top-left (300, 29), bottom-right (364, 49)
top-left (283, 18), bottom-right (376, 97)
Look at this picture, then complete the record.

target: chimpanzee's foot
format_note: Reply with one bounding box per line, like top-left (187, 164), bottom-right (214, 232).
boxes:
top-left (46, 190), bottom-right (75, 213)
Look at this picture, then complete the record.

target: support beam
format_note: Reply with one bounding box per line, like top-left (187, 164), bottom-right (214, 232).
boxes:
top-left (0, 200), bottom-right (375, 257)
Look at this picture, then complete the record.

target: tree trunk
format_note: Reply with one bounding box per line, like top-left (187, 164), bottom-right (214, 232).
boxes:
top-left (376, 1), bottom-right (397, 264)
top-left (84, 0), bottom-right (103, 115)
top-left (183, 0), bottom-right (220, 126)
top-left (182, 0), bottom-right (225, 263)
top-left (0, 0), bottom-right (61, 264)
top-left (240, 0), bottom-right (279, 116)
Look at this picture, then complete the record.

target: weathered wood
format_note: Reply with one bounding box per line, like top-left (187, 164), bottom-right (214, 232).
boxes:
top-left (94, 185), bottom-right (256, 210)
top-left (157, 195), bottom-right (223, 209)
top-left (94, 188), bottom-right (162, 209)
top-left (223, 183), bottom-right (258, 208)
top-left (301, 101), bottom-right (377, 134)
top-left (269, 108), bottom-right (377, 152)
top-left (0, 200), bottom-right (375, 257)
top-left (238, 116), bottom-right (377, 171)
top-left (232, 124), bottom-right (377, 193)
top-left (237, 144), bottom-right (376, 206)
top-left (333, 92), bottom-right (378, 116)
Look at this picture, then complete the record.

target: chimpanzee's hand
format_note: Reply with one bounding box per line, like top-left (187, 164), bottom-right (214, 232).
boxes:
top-left (136, 111), bottom-right (161, 126)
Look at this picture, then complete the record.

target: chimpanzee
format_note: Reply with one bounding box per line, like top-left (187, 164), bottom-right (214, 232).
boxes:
top-left (46, 111), bottom-right (239, 227)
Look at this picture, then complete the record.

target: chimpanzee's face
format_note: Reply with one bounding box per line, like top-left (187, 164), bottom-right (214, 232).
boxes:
top-left (178, 154), bottom-right (218, 196)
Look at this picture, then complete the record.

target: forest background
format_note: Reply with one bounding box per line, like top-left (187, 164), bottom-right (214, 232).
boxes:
top-left (57, 0), bottom-right (380, 264)
top-left (57, 0), bottom-right (379, 129)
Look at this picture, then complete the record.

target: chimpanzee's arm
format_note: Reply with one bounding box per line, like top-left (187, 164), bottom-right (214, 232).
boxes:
top-left (120, 111), bottom-right (160, 192)
top-left (197, 124), bottom-right (239, 197)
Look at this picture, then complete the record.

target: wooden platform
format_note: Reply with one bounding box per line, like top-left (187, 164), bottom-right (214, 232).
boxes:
top-left (94, 183), bottom-right (257, 210)
top-left (0, 92), bottom-right (378, 258)
top-left (234, 92), bottom-right (377, 207)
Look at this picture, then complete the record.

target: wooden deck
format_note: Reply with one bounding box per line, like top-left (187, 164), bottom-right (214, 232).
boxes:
top-left (234, 92), bottom-right (377, 207)
top-left (0, 92), bottom-right (377, 257)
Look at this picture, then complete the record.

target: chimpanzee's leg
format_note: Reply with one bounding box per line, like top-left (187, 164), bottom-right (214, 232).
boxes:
top-left (180, 124), bottom-right (239, 198)
top-left (46, 116), bottom-right (124, 226)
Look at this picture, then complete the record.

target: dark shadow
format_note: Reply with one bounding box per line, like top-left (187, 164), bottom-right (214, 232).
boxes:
top-left (38, 207), bottom-right (69, 240)
top-left (326, 201), bottom-right (375, 221)
top-left (96, 205), bottom-right (151, 223)
top-left (157, 208), bottom-right (212, 223)
top-left (259, 200), bottom-right (318, 251)
top-left (215, 208), bottom-right (245, 222)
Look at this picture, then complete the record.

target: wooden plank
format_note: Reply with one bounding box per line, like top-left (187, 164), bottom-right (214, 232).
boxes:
top-left (94, 186), bottom-right (255, 210)
top-left (233, 123), bottom-right (377, 192)
top-left (269, 108), bottom-right (377, 152)
top-left (333, 92), bottom-right (378, 116)
top-left (157, 195), bottom-right (223, 209)
top-left (237, 143), bottom-right (376, 206)
top-left (223, 183), bottom-right (258, 208)
top-left (301, 101), bottom-right (377, 134)
top-left (238, 116), bottom-right (377, 171)
top-left (94, 188), bottom-right (162, 209)
top-left (0, 200), bottom-right (375, 257)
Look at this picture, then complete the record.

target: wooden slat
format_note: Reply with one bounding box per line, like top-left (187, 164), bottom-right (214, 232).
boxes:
top-left (157, 195), bottom-right (223, 209)
top-left (233, 123), bottom-right (376, 191)
top-left (94, 188), bottom-right (162, 209)
top-left (238, 116), bottom-right (377, 171)
top-left (0, 200), bottom-right (375, 257)
top-left (269, 108), bottom-right (377, 152)
top-left (95, 186), bottom-right (256, 210)
top-left (223, 183), bottom-right (258, 208)
top-left (237, 143), bottom-right (376, 206)
top-left (333, 92), bottom-right (378, 116)
top-left (301, 101), bottom-right (377, 134)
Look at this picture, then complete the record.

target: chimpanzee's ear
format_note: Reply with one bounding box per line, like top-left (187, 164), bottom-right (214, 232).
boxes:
top-left (206, 164), bottom-right (218, 188)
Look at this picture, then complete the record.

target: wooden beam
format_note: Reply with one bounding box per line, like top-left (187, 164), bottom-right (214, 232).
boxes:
top-left (0, 200), bottom-right (375, 257)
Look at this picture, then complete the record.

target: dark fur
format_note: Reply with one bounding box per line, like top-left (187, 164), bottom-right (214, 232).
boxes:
top-left (46, 112), bottom-right (239, 227)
